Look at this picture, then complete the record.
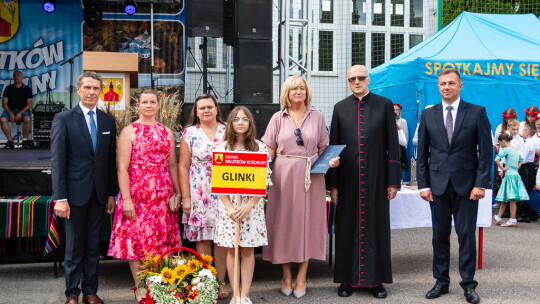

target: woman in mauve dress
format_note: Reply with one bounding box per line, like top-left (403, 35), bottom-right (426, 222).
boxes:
top-left (262, 75), bottom-right (339, 298)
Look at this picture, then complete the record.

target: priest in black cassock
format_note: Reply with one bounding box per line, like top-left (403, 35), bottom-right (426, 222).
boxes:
top-left (327, 65), bottom-right (402, 299)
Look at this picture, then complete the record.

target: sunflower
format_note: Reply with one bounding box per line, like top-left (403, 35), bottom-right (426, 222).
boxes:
top-left (208, 265), bottom-right (218, 277)
top-left (160, 267), bottom-right (177, 285)
top-left (173, 265), bottom-right (188, 281)
top-left (200, 253), bottom-right (213, 266)
top-left (186, 259), bottom-right (201, 274)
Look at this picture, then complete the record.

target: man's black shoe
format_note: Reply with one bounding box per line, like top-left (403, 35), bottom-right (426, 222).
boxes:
top-left (426, 284), bottom-right (449, 299)
top-left (371, 284), bottom-right (387, 299)
top-left (4, 141), bottom-right (13, 149)
top-left (22, 140), bottom-right (33, 149)
top-left (464, 288), bottom-right (480, 304)
top-left (337, 284), bottom-right (352, 297)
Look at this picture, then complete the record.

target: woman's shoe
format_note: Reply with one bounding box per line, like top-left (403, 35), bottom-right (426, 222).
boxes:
top-left (293, 283), bottom-right (306, 299)
top-left (493, 215), bottom-right (502, 225)
top-left (501, 220), bottom-right (517, 227)
top-left (281, 279), bottom-right (292, 296)
top-left (229, 296), bottom-right (241, 304)
top-left (241, 298), bottom-right (253, 304)
top-left (218, 283), bottom-right (230, 299)
top-left (131, 287), bottom-right (145, 304)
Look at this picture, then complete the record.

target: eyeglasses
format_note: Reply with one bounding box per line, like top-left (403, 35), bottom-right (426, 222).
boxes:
top-left (347, 76), bottom-right (369, 83)
top-left (232, 117), bottom-right (250, 124)
top-left (294, 128), bottom-right (304, 146)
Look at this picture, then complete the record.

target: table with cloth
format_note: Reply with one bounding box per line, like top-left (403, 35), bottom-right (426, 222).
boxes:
top-left (327, 188), bottom-right (492, 268)
top-left (0, 196), bottom-right (112, 277)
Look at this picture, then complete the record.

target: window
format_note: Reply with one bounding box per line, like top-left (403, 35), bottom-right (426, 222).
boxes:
top-left (319, 31), bottom-right (333, 71)
top-left (222, 43), bottom-right (230, 69)
top-left (372, 0), bottom-right (385, 26)
top-left (391, 0), bottom-right (404, 27)
top-left (187, 37), bottom-right (195, 68)
top-left (371, 33), bottom-right (385, 68)
top-left (391, 34), bottom-right (404, 58)
top-left (410, 0), bottom-right (423, 27)
top-left (206, 38), bottom-right (217, 68)
top-left (410, 34), bottom-right (423, 48)
top-left (352, 0), bottom-right (367, 25)
top-left (352, 32), bottom-right (366, 66)
top-left (320, 0), bottom-right (333, 23)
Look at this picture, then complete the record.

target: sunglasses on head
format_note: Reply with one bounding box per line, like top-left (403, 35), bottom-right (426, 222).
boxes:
top-left (347, 76), bottom-right (369, 83)
top-left (294, 128), bottom-right (304, 146)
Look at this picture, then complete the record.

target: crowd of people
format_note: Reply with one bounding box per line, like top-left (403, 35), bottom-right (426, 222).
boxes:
top-left (47, 67), bottom-right (537, 304)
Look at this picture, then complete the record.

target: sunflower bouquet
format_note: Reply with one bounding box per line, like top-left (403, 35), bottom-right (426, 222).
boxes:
top-left (137, 247), bottom-right (220, 304)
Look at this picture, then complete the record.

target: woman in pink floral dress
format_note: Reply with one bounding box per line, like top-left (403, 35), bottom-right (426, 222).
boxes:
top-left (108, 89), bottom-right (182, 303)
top-left (178, 93), bottom-right (229, 299)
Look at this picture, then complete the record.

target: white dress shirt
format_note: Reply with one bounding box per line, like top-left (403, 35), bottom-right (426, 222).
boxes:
top-left (442, 97), bottom-right (460, 129)
top-left (79, 103), bottom-right (98, 135)
top-left (522, 138), bottom-right (536, 164)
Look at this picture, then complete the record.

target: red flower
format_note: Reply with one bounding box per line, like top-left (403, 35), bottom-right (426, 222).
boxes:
top-left (160, 93), bottom-right (164, 97)
top-left (169, 115), bottom-right (172, 118)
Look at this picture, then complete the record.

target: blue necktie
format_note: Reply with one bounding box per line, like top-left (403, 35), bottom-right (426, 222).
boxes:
top-left (88, 110), bottom-right (97, 152)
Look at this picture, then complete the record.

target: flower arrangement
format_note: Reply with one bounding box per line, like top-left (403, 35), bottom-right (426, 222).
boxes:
top-left (137, 247), bottom-right (220, 304)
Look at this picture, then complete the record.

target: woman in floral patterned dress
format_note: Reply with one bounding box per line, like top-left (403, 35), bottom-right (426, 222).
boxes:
top-left (178, 93), bottom-right (229, 298)
top-left (108, 89), bottom-right (182, 303)
top-left (214, 106), bottom-right (272, 304)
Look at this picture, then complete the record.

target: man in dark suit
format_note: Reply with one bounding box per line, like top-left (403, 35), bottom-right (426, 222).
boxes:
top-left (51, 71), bottom-right (117, 304)
top-left (417, 68), bottom-right (492, 304)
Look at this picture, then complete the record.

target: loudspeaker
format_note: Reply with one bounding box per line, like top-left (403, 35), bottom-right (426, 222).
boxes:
top-left (223, 0), bottom-right (235, 46)
top-left (179, 103), bottom-right (232, 128)
top-left (186, 0), bottom-right (224, 37)
top-left (234, 39), bottom-right (273, 103)
top-left (238, 103), bottom-right (281, 139)
top-left (235, 0), bottom-right (272, 40)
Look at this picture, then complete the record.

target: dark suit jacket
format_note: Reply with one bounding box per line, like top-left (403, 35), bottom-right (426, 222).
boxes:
top-left (416, 99), bottom-right (492, 197)
top-left (51, 105), bottom-right (117, 206)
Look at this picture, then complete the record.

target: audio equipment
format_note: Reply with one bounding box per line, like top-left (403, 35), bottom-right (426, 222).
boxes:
top-left (186, 0), bottom-right (224, 37)
top-left (234, 39), bottom-right (273, 103)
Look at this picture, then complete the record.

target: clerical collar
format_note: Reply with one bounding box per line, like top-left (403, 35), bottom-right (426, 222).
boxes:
top-left (355, 92), bottom-right (369, 101)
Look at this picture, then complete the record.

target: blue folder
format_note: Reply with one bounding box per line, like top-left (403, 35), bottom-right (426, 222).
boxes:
top-left (527, 189), bottom-right (540, 214)
top-left (311, 145), bottom-right (346, 174)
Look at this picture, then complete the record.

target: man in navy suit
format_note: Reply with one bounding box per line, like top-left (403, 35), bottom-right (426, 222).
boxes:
top-left (51, 71), bottom-right (117, 304)
top-left (417, 68), bottom-right (492, 304)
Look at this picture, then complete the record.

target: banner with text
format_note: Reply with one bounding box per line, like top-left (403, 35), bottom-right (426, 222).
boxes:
top-left (0, 0), bottom-right (185, 109)
top-left (211, 151), bottom-right (268, 196)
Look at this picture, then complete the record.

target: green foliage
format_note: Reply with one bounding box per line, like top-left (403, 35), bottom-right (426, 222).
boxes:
top-left (442, 0), bottom-right (540, 28)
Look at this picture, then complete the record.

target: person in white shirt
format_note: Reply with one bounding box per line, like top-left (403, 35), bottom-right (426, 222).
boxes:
top-left (413, 105), bottom-right (433, 148)
top-left (520, 124), bottom-right (539, 222)
top-left (519, 106), bottom-right (539, 136)
top-left (493, 108), bottom-right (516, 146)
top-left (507, 119), bottom-right (524, 152)
top-left (394, 103), bottom-right (409, 172)
top-left (530, 118), bottom-right (540, 153)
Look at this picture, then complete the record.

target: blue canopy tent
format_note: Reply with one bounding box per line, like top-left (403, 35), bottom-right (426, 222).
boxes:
top-left (369, 12), bottom-right (540, 180)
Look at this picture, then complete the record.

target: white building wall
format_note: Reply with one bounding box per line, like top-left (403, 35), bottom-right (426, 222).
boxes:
top-left (185, 0), bottom-right (438, 125)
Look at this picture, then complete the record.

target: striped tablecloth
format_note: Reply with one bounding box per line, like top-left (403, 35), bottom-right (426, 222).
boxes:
top-left (0, 196), bottom-right (112, 256)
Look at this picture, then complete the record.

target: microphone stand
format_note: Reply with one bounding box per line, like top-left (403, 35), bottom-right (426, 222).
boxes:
top-left (60, 30), bottom-right (123, 109)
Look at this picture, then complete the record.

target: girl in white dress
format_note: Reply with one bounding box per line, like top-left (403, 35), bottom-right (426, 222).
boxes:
top-left (214, 106), bottom-right (272, 304)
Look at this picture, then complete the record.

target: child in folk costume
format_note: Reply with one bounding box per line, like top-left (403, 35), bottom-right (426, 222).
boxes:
top-left (519, 106), bottom-right (539, 136)
top-left (493, 133), bottom-right (530, 227)
top-left (517, 124), bottom-right (538, 222)
top-left (214, 106), bottom-right (272, 304)
top-left (493, 109), bottom-right (517, 205)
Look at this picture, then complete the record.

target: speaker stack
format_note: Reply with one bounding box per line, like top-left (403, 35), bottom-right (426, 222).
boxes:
top-left (185, 0), bottom-right (279, 137)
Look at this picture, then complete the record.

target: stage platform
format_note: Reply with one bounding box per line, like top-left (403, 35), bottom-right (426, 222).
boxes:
top-left (0, 149), bottom-right (52, 196)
